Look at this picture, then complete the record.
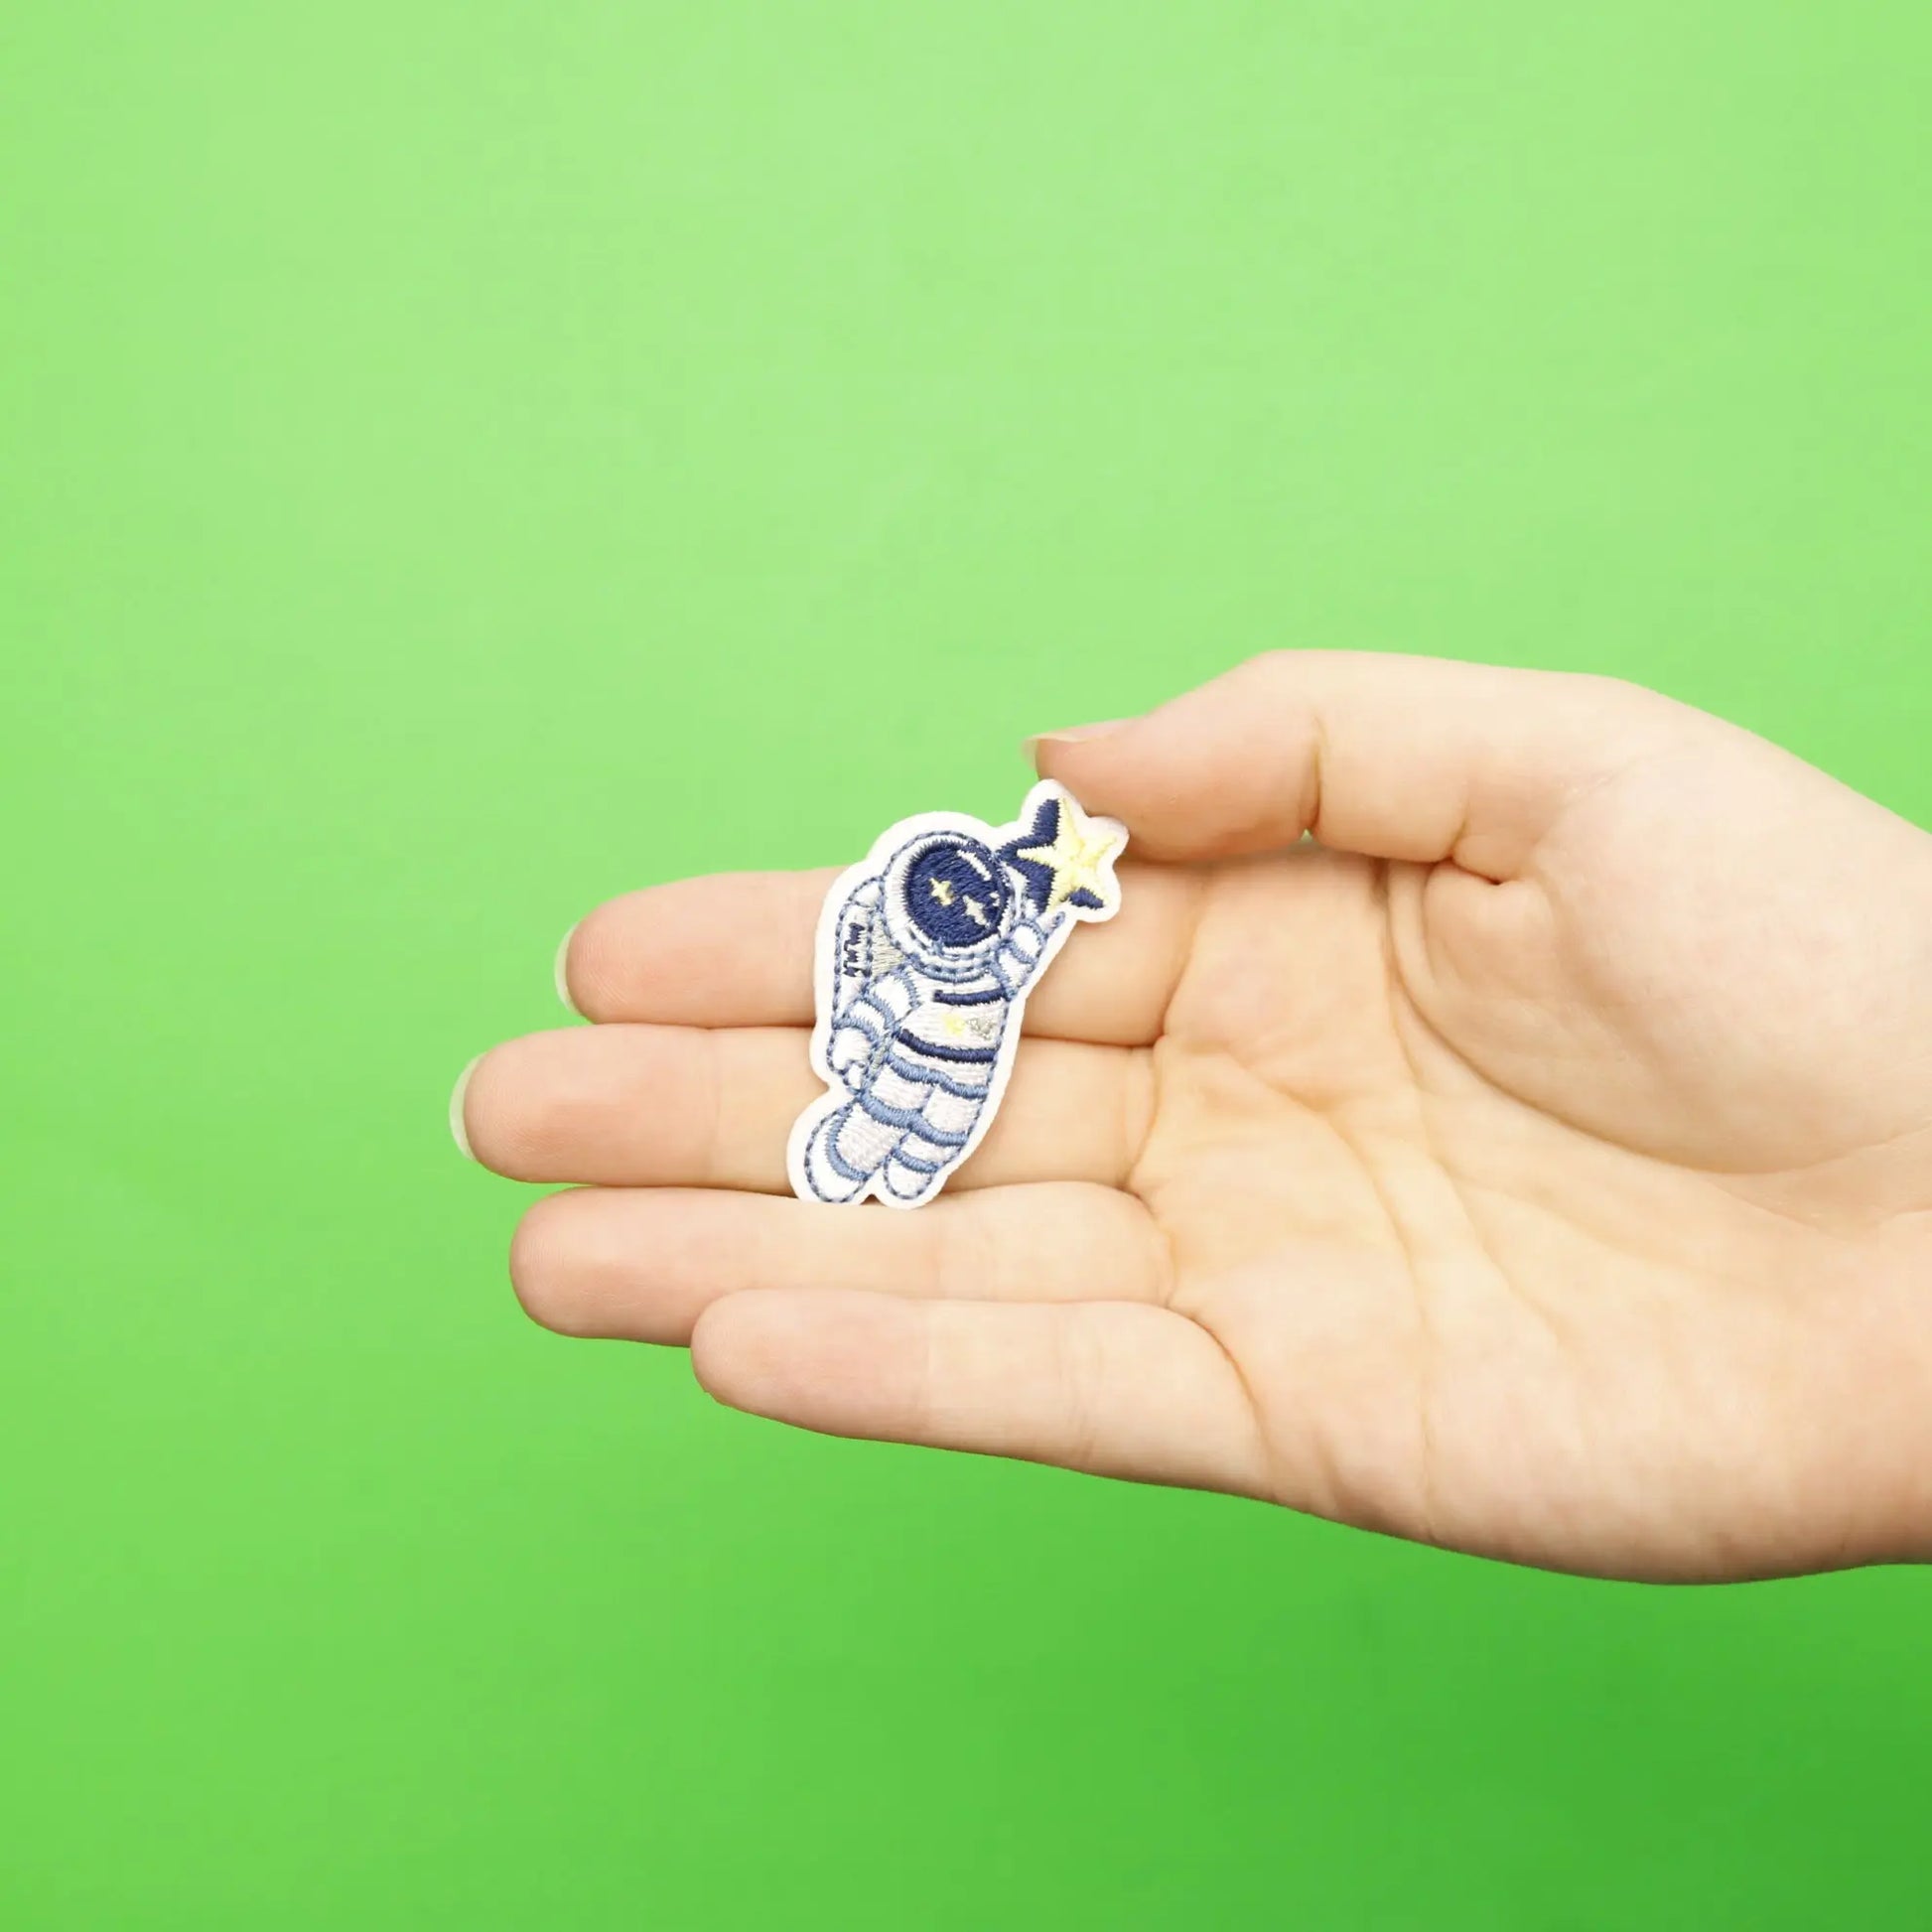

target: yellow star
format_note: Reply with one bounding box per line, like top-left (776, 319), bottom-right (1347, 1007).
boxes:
top-left (1016, 794), bottom-right (1126, 916)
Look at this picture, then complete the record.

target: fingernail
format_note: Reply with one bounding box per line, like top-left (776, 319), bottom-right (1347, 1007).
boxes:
top-left (449, 1054), bottom-right (483, 1162)
top-left (554, 921), bottom-right (582, 1018)
top-left (1025, 720), bottom-right (1127, 756)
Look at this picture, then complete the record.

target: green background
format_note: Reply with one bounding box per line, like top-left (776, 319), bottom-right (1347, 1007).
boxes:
top-left (4, 3), bottom-right (1927, 1925)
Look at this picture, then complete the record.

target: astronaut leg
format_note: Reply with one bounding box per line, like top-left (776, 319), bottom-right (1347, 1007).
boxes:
top-left (881, 1148), bottom-right (945, 1204)
top-left (876, 1057), bottom-right (993, 1202)
top-left (801, 1107), bottom-right (867, 1203)
top-left (802, 1100), bottom-right (905, 1203)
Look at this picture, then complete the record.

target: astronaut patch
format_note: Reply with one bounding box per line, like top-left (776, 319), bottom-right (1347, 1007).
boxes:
top-left (787, 781), bottom-right (1128, 1209)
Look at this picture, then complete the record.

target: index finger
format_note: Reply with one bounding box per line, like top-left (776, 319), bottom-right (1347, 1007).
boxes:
top-left (1034, 651), bottom-right (1690, 879)
top-left (561, 860), bottom-right (1198, 1045)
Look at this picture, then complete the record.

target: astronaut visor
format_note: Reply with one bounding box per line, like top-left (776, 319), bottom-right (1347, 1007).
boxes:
top-left (901, 838), bottom-right (1012, 950)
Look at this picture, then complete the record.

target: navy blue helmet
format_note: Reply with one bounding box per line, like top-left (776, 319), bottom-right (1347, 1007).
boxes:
top-left (901, 836), bottom-right (1012, 951)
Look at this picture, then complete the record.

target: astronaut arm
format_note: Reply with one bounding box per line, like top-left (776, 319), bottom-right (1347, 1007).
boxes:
top-left (825, 1018), bottom-right (876, 1087)
top-left (992, 911), bottom-right (1063, 999)
top-left (823, 966), bottom-right (915, 1089)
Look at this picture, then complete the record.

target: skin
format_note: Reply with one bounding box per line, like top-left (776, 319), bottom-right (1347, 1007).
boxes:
top-left (458, 653), bottom-right (1932, 1582)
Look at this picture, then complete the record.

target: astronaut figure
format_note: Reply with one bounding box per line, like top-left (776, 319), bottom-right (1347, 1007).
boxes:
top-left (788, 780), bottom-right (1127, 1208)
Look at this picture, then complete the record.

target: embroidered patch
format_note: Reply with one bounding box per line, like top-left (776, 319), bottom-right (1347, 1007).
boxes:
top-left (787, 781), bottom-right (1128, 1209)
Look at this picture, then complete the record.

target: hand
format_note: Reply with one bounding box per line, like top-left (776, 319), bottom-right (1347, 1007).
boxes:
top-left (458, 654), bottom-right (1932, 1581)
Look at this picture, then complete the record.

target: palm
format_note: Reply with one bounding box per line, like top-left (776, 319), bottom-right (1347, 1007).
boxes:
top-left (463, 656), bottom-right (1932, 1581)
top-left (1120, 820), bottom-right (1921, 1580)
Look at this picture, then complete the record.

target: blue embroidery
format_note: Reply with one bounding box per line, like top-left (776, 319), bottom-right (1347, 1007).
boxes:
top-left (856, 1088), bottom-right (973, 1145)
top-left (822, 1131), bottom-right (872, 1185)
top-left (896, 1035), bottom-right (1002, 1066)
top-left (788, 780), bottom-right (1128, 1209)
top-left (883, 1052), bottom-right (990, 1100)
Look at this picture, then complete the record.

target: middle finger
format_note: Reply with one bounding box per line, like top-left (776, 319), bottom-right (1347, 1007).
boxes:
top-left (461, 1024), bottom-right (1147, 1193)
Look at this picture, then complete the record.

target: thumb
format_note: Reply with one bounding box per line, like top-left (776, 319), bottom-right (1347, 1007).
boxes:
top-left (1031, 651), bottom-right (1684, 877)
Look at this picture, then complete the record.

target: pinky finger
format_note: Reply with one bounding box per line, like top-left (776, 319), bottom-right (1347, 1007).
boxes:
top-left (690, 1290), bottom-right (1267, 1497)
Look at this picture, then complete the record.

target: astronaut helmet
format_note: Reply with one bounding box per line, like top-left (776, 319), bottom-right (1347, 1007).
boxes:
top-left (884, 831), bottom-right (1016, 968)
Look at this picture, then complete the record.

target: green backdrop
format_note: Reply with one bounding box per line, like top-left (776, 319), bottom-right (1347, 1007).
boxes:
top-left (4, 4), bottom-right (1927, 1925)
